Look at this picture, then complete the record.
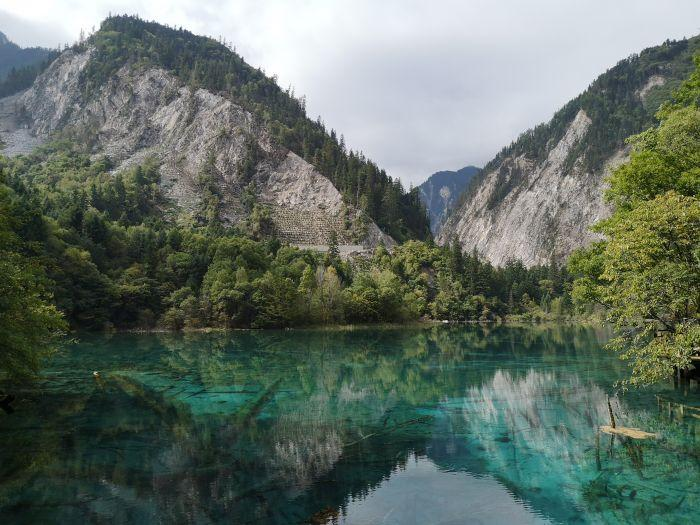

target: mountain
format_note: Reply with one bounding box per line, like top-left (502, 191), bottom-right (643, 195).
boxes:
top-left (418, 165), bottom-right (480, 235)
top-left (0, 16), bottom-right (430, 248)
top-left (0, 30), bottom-right (51, 79)
top-left (438, 35), bottom-right (700, 266)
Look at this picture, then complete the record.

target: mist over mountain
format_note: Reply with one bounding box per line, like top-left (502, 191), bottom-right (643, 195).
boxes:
top-left (0, 30), bottom-right (51, 79)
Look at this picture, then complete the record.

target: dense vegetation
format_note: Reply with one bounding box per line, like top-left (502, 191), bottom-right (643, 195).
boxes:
top-left (0, 170), bottom-right (65, 381)
top-left (0, 142), bottom-right (570, 347)
top-left (0, 51), bottom-right (59, 99)
top-left (73, 15), bottom-right (430, 242)
top-left (569, 57), bottom-right (700, 387)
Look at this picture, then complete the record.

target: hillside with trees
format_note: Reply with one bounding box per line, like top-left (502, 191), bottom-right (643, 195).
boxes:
top-left (72, 16), bottom-right (430, 242)
top-left (441, 34), bottom-right (700, 266)
top-left (0, 140), bottom-right (568, 347)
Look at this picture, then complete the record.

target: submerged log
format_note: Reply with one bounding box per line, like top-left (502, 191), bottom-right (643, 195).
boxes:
top-left (600, 425), bottom-right (656, 440)
top-left (607, 397), bottom-right (616, 429)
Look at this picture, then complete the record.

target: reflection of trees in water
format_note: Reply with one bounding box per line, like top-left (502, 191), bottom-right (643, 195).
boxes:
top-left (1, 324), bottom-right (623, 523)
top-left (457, 368), bottom-right (700, 523)
top-left (270, 397), bottom-right (343, 488)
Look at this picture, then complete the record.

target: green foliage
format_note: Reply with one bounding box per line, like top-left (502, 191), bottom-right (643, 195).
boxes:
top-left (76, 15), bottom-right (430, 241)
top-left (0, 176), bottom-right (66, 381)
top-left (570, 57), bottom-right (700, 386)
top-left (0, 55), bottom-right (55, 98)
top-left (324, 230), bottom-right (340, 268)
top-left (344, 269), bottom-right (410, 323)
top-left (1, 141), bottom-right (573, 335)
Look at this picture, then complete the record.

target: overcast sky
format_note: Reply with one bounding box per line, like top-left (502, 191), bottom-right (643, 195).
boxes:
top-left (2, 1), bottom-right (700, 186)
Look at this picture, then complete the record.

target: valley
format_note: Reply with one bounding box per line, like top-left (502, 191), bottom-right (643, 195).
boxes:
top-left (1, 8), bottom-right (699, 524)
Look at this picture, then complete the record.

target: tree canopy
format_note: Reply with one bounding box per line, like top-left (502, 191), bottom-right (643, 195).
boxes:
top-left (1, 142), bottom-right (571, 333)
top-left (570, 57), bottom-right (700, 387)
top-left (0, 173), bottom-right (65, 381)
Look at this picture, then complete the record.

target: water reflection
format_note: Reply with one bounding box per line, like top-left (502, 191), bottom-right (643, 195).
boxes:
top-left (0, 325), bottom-right (698, 524)
top-left (336, 453), bottom-right (548, 525)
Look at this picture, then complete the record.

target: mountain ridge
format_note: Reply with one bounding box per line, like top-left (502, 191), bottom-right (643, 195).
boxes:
top-left (77, 16), bottom-right (430, 242)
top-left (439, 34), bottom-right (700, 265)
top-left (1, 16), bottom-right (430, 248)
top-left (8, 46), bottom-right (393, 250)
top-left (0, 30), bottom-right (51, 79)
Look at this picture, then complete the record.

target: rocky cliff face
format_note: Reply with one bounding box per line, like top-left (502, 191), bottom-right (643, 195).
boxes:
top-left (418, 165), bottom-right (480, 235)
top-left (438, 111), bottom-right (619, 266)
top-left (4, 48), bottom-right (393, 250)
top-left (439, 35), bottom-right (700, 266)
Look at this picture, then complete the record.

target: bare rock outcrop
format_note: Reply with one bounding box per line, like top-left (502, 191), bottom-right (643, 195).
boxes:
top-left (438, 110), bottom-right (619, 266)
top-left (2, 48), bottom-right (393, 251)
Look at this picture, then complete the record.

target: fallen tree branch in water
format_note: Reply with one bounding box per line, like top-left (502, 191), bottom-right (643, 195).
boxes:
top-left (600, 425), bottom-right (656, 439)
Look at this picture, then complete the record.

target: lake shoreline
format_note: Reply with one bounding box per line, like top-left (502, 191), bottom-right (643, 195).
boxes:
top-left (71, 317), bottom-right (605, 335)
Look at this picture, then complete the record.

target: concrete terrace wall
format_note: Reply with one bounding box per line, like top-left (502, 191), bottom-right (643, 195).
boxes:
top-left (270, 207), bottom-right (355, 245)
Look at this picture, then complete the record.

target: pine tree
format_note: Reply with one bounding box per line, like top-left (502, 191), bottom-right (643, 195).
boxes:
top-left (325, 230), bottom-right (340, 267)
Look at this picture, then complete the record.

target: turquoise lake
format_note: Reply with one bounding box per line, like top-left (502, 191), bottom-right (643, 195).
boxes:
top-left (0, 325), bottom-right (699, 524)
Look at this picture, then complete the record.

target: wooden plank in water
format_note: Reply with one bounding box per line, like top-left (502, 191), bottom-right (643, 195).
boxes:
top-left (600, 425), bottom-right (656, 439)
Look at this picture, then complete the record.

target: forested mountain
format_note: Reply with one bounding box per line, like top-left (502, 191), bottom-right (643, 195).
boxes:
top-left (1, 16), bottom-right (429, 244)
top-left (5, 15), bottom-right (562, 336)
top-left (0, 31), bottom-right (55, 97)
top-left (0, 31), bottom-right (50, 78)
top-left (60, 16), bottom-right (429, 242)
top-left (418, 165), bottom-right (479, 235)
top-left (439, 34), bottom-right (700, 266)
top-left (0, 142), bottom-right (571, 333)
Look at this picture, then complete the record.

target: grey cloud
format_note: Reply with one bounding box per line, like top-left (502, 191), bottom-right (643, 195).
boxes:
top-left (0, 9), bottom-right (71, 48)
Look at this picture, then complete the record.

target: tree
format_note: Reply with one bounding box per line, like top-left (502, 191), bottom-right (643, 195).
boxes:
top-left (251, 272), bottom-right (298, 328)
top-left (324, 230), bottom-right (340, 267)
top-left (449, 238), bottom-right (464, 275)
top-left (580, 193), bottom-right (700, 386)
top-left (570, 57), bottom-right (700, 386)
top-left (0, 183), bottom-right (66, 380)
top-left (297, 265), bottom-right (317, 320)
top-left (314, 266), bottom-right (343, 323)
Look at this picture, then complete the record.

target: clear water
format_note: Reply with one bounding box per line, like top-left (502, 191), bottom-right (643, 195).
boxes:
top-left (1, 325), bottom-right (699, 524)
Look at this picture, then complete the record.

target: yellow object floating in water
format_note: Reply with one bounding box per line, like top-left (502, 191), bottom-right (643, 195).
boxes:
top-left (599, 425), bottom-right (655, 439)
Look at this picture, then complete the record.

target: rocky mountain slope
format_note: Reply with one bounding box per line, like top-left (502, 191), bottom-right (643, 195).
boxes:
top-left (418, 165), bottom-right (479, 235)
top-left (0, 18), bottom-right (407, 250)
top-left (438, 35), bottom-right (700, 266)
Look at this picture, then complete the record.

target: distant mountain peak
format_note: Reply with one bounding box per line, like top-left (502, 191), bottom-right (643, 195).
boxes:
top-left (418, 165), bottom-right (480, 235)
top-left (0, 31), bottom-right (51, 84)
